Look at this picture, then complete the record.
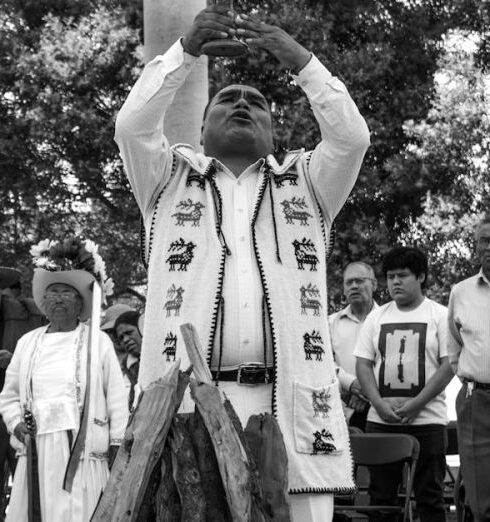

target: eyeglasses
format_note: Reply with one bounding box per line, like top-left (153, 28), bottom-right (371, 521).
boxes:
top-left (44, 291), bottom-right (78, 301)
top-left (344, 277), bottom-right (374, 287)
top-left (478, 237), bottom-right (490, 246)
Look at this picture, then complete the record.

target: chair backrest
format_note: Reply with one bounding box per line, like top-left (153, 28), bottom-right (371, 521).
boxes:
top-left (446, 420), bottom-right (459, 456)
top-left (350, 433), bottom-right (420, 466)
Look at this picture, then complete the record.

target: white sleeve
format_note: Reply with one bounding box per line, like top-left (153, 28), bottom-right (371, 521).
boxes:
top-left (293, 55), bottom-right (370, 225)
top-left (447, 287), bottom-right (463, 373)
top-left (436, 303), bottom-right (448, 359)
top-left (115, 39), bottom-right (199, 216)
top-left (100, 334), bottom-right (129, 444)
top-left (0, 337), bottom-right (25, 434)
top-left (353, 312), bottom-right (377, 361)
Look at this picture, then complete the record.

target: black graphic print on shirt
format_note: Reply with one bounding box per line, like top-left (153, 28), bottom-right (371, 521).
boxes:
top-left (378, 322), bottom-right (427, 397)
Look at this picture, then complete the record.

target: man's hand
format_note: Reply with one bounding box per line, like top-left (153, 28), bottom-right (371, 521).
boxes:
top-left (372, 399), bottom-right (402, 424)
top-left (394, 398), bottom-right (422, 424)
top-left (348, 394), bottom-right (369, 412)
top-left (347, 379), bottom-right (369, 412)
top-left (182, 5), bottom-right (237, 57)
top-left (13, 421), bottom-right (30, 444)
top-left (0, 350), bottom-right (12, 369)
top-left (235, 14), bottom-right (311, 72)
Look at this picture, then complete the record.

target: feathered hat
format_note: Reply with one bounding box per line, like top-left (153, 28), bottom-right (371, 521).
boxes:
top-left (30, 236), bottom-right (114, 321)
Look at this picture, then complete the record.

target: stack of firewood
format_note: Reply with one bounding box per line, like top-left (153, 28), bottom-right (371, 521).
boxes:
top-left (91, 324), bottom-right (290, 522)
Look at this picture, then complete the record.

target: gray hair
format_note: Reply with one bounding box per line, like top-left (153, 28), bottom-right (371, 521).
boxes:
top-left (343, 261), bottom-right (375, 279)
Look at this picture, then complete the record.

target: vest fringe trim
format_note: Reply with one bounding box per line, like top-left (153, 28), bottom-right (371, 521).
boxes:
top-left (289, 485), bottom-right (357, 495)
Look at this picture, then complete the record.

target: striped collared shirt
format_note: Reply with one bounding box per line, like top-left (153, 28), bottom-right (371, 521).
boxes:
top-left (447, 269), bottom-right (490, 382)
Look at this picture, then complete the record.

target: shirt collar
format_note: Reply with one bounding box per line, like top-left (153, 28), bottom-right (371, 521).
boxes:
top-left (214, 157), bottom-right (265, 181)
top-left (339, 301), bottom-right (378, 322)
top-left (477, 268), bottom-right (490, 286)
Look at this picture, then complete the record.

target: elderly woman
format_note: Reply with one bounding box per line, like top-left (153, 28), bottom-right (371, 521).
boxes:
top-left (0, 237), bottom-right (128, 522)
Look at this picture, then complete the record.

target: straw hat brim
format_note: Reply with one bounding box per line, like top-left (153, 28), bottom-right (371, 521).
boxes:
top-left (33, 268), bottom-right (96, 322)
top-left (0, 267), bottom-right (21, 289)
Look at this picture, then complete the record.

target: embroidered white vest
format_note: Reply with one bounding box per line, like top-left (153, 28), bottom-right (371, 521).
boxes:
top-left (140, 145), bottom-right (355, 494)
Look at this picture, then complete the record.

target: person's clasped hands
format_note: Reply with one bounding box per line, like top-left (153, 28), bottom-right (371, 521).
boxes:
top-left (182, 5), bottom-right (311, 72)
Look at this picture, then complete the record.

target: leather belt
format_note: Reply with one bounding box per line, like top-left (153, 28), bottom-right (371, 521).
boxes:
top-left (464, 380), bottom-right (490, 390)
top-left (211, 363), bottom-right (275, 385)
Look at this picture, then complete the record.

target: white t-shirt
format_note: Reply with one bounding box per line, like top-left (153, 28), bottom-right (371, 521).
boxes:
top-left (354, 297), bottom-right (449, 426)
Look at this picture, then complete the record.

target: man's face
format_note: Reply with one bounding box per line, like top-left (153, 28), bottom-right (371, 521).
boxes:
top-left (476, 223), bottom-right (490, 276)
top-left (202, 85), bottom-right (273, 159)
top-left (386, 268), bottom-right (424, 306)
top-left (44, 283), bottom-right (82, 323)
top-left (343, 265), bottom-right (376, 307)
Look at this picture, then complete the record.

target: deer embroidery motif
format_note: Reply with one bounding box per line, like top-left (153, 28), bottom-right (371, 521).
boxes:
top-left (311, 388), bottom-right (331, 418)
top-left (280, 196), bottom-right (312, 226)
top-left (274, 170), bottom-right (298, 188)
top-left (163, 285), bottom-right (185, 317)
top-left (162, 332), bottom-right (177, 361)
top-left (166, 238), bottom-right (196, 271)
top-left (172, 199), bottom-right (205, 227)
top-left (292, 238), bottom-right (318, 271)
top-left (299, 284), bottom-right (322, 316)
top-left (303, 330), bottom-right (325, 361)
top-left (312, 429), bottom-right (337, 455)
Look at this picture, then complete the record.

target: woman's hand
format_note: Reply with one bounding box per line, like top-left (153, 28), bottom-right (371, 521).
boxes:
top-left (13, 421), bottom-right (30, 444)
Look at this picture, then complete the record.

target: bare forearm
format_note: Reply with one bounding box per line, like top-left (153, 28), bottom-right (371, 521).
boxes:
top-left (410, 359), bottom-right (454, 410)
top-left (356, 358), bottom-right (382, 405)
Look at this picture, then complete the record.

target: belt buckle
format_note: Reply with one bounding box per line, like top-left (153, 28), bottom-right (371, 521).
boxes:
top-left (237, 362), bottom-right (268, 386)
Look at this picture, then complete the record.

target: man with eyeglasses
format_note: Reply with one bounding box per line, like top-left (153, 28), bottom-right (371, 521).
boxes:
top-left (328, 262), bottom-right (377, 430)
top-left (447, 215), bottom-right (490, 521)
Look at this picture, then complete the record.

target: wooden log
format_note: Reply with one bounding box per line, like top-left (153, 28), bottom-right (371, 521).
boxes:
top-left (190, 380), bottom-right (252, 521)
top-left (180, 323), bottom-right (213, 383)
top-left (190, 409), bottom-right (232, 522)
top-left (156, 445), bottom-right (181, 521)
top-left (92, 362), bottom-right (189, 522)
top-left (244, 414), bottom-right (291, 521)
top-left (168, 414), bottom-right (206, 521)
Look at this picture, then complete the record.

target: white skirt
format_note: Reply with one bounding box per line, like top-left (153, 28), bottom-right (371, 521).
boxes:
top-left (7, 431), bottom-right (109, 522)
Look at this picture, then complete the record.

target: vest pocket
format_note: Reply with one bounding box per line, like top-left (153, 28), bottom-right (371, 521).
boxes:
top-left (293, 379), bottom-right (346, 456)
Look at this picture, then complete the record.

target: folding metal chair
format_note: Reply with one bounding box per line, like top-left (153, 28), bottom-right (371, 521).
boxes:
top-left (334, 433), bottom-right (420, 522)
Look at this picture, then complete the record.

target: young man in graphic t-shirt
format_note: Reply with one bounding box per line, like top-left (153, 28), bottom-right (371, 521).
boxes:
top-left (354, 247), bottom-right (453, 522)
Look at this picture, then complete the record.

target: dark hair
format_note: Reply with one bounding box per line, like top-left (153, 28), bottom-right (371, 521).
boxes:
top-left (114, 311), bottom-right (140, 332)
top-left (382, 246), bottom-right (428, 288)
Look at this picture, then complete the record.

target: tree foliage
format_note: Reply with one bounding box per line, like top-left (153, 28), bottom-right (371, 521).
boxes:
top-left (0, 0), bottom-right (487, 308)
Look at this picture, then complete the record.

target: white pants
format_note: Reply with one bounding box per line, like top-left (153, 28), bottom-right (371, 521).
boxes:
top-left (211, 381), bottom-right (334, 522)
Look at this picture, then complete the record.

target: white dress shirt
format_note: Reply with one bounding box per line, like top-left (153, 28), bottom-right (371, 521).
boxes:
top-left (115, 39), bottom-right (370, 370)
top-left (448, 269), bottom-right (490, 382)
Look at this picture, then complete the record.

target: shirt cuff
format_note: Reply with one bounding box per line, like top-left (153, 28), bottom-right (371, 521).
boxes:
top-left (132, 39), bottom-right (198, 107)
top-left (292, 53), bottom-right (346, 98)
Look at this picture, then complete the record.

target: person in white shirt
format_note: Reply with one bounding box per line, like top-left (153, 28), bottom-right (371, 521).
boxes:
top-left (355, 246), bottom-right (453, 522)
top-left (447, 215), bottom-right (490, 521)
top-left (329, 261), bottom-right (377, 430)
top-left (115, 6), bottom-right (370, 520)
